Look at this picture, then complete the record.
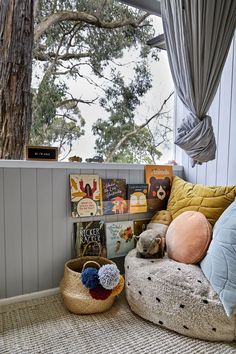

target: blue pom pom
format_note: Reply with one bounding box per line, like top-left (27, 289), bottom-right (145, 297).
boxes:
top-left (98, 264), bottom-right (120, 290)
top-left (81, 267), bottom-right (99, 289)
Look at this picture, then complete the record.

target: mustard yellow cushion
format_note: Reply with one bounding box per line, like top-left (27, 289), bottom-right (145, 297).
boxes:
top-left (167, 176), bottom-right (236, 225)
top-left (150, 210), bottom-right (172, 226)
top-left (166, 211), bottom-right (212, 264)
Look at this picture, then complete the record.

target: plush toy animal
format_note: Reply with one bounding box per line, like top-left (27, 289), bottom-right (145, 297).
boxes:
top-left (136, 229), bottom-right (166, 259)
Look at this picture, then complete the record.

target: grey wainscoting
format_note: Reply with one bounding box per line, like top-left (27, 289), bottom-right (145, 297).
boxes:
top-left (0, 161), bottom-right (183, 298)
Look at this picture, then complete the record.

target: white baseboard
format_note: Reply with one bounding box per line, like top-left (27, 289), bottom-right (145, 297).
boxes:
top-left (0, 288), bottom-right (60, 306)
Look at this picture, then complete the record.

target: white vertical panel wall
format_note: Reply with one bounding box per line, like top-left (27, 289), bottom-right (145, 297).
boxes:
top-left (175, 33), bottom-right (236, 185)
top-left (0, 161), bottom-right (183, 299)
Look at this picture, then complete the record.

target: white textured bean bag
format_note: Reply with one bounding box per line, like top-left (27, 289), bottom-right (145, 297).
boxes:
top-left (125, 249), bottom-right (236, 342)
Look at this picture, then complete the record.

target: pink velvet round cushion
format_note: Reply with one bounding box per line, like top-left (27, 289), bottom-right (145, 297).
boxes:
top-left (166, 211), bottom-right (212, 264)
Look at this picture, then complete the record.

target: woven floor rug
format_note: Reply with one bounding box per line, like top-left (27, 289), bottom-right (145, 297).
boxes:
top-left (1, 294), bottom-right (236, 354)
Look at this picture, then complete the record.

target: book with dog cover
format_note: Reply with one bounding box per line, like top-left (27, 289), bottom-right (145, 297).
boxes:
top-left (70, 174), bottom-right (101, 217)
top-left (74, 220), bottom-right (107, 258)
top-left (126, 184), bottom-right (148, 213)
top-left (100, 178), bottom-right (127, 215)
top-left (105, 221), bottom-right (135, 259)
top-left (144, 165), bottom-right (173, 211)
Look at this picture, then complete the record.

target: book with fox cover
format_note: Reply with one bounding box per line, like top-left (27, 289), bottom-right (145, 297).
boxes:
top-left (144, 165), bottom-right (173, 211)
top-left (126, 184), bottom-right (148, 213)
top-left (74, 220), bottom-right (107, 257)
top-left (105, 221), bottom-right (134, 259)
top-left (70, 174), bottom-right (101, 217)
top-left (100, 178), bottom-right (127, 215)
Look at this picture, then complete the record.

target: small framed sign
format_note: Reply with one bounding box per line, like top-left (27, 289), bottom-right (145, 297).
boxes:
top-left (25, 146), bottom-right (58, 161)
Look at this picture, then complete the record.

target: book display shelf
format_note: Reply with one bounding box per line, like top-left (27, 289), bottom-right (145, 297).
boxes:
top-left (69, 165), bottom-right (173, 272)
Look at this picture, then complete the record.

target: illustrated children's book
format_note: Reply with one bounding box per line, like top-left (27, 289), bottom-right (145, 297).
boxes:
top-left (70, 175), bottom-right (101, 217)
top-left (100, 179), bottom-right (127, 215)
top-left (144, 165), bottom-right (173, 211)
top-left (105, 221), bottom-right (135, 259)
top-left (74, 220), bottom-right (107, 257)
top-left (126, 184), bottom-right (148, 213)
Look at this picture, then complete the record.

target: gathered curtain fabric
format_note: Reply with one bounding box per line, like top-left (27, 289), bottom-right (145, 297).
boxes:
top-left (161, 0), bottom-right (236, 166)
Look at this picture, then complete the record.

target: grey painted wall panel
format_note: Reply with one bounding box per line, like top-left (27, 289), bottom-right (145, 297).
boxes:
top-left (196, 164), bottom-right (206, 185)
top-left (174, 96), bottom-right (185, 167)
top-left (216, 44), bottom-right (234, 186)
top-left (227, 35), bottom-right (236, 186)
top-left (106, 169), bottom-right (120, 179)
top-left (118, 169), bottom-right (130, 182)
top-left (205, 87), bottom-right (221, 186)
top-left (21, 168), bottom-right (38, 294)
top-left (175, 104), bottom-right (189, 180)
top-left (187, 160), bottom-right (197, 184)
top-left (93, 168), bottom-right (107, 179)
top-left (137, 168), bottom-right (145, 183)
top-left (37, 169), bottom-right (53, 290)
top-left (0, 169), bottom-right (6, 298)
top-left (4, 168), bottom-right (22, 297)
top-left (129, 169), bottom-right (139, 184)
top-left (175, 33), bottom-right (236, 186)
top-left (52, 169), bottom-right (68, 287)
top-left (0, 163), bottom-right (183, 298)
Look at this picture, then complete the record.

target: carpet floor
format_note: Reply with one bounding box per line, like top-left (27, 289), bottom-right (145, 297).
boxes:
top-left (0, 294), bottom-right (236, 354)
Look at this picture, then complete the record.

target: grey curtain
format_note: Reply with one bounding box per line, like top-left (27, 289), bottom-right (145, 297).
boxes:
top-left (161, 0), bottom-right (236, 166)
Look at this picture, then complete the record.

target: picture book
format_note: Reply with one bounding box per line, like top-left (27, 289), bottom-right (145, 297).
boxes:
top-left (133, 219), bottom-right (150, 236)
top-left (100, 178), bottom-right (127, 215)
top-left (70, 174), bottom-right (101, 217)
top-left (126, 184), bottom-right (148, 213)
top-left (105, 221), bottom-right (135, 259)
top-left (144, 165), bottom-right (173, 211)
top-left (74, 220), bottom-right (107, 257)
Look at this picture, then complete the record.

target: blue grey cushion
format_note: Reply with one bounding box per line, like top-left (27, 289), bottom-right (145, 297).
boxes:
top-left (200, 199), bottom-right (236, 317)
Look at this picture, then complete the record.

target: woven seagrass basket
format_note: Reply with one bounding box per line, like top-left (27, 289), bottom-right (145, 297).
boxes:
top-left (60, 256), bottom-right (116, 314)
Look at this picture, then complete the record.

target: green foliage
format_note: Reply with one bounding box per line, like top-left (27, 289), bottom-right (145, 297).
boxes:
top-left (92, 57), bottom-right (171, 164)
top-left (93, 118), bottom-right (163, 163)
top-left (30, 77), bottom-right (85, 151)
top-left (32, 0), bottom-right (161, 159)
top-left (36, 0), bottom-right (155, 71)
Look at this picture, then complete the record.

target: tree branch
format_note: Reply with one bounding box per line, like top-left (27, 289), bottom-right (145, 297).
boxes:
top-left (34, 51), bottom-right (90, 61)
top-left (34, 11), bottom-right (149, 42)
top-left (105, 91), bottom-right (174, 162)
top-left (57, 97), bottom-right (98, 109)
top-left (60, 146), bottom-right (72, 161)
top-left (138, 92), bottom-right (174, 129)
top-left (56, 113), bottom-right (77, 122)
top-left (55, 63), bottom-right (82, 75)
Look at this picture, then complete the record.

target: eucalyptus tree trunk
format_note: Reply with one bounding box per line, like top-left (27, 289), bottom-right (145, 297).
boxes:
top-left (0, 0), bottom-right (34, 159)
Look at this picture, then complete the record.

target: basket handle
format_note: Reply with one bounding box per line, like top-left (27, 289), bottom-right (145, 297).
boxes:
top-left (82, 241), bottom-right (102, 257)
top-left (82, 260), bottom-right (101, 272)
